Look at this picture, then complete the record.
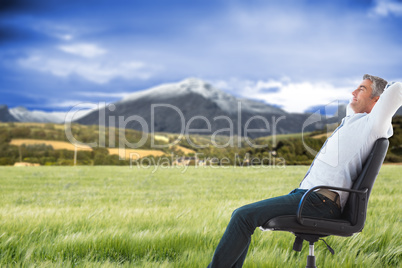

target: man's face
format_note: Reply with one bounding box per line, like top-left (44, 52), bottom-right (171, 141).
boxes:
top-left (350, 79), bottom-right (379, 114)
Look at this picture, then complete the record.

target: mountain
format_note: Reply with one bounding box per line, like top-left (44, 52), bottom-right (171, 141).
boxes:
top-left (0, 106), bottom-right (91, 124)
top-left (2, 78), bottom-right (400, 136)
top-left (75, 78), bottom-right (322, 138)
top-left (9, 107), bottom-right (67, 124)
top-left (0, 105), bottom-right (18, 122)
top-left (121, 78), bottom-right (285, 115)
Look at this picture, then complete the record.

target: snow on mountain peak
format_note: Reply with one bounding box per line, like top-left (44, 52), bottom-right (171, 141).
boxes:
top-left (121, 78), bottom-right (285, 115)
top-left (13, 106), bottom-right (29, 112)
top-left (9, 107), bottom-right (67, 123)
top-left (121, 77), bottom-right (230, 102)
top-left (177, 78), bottom-right (230, 99)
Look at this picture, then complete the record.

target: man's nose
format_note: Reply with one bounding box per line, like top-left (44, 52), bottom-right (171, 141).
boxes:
top-left (352, 89), bottom-right (357, 96)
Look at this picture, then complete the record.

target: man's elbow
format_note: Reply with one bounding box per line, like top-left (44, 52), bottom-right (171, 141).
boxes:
top-left (386, 81), bottom-right (402, 103)
top-left (387, 81), bottom-right (402, 93)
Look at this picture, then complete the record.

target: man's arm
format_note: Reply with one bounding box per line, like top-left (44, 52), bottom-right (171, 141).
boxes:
top-left (369, 82), bottom-right (402, 136)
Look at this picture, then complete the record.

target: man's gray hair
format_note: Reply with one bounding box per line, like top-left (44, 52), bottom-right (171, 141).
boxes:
top-left (363, 74), bottom-right (388, 98)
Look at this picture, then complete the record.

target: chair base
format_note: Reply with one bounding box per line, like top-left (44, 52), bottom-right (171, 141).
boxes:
top-left (293, 234), bottom-right (334, 268)
top-left (306, 255), bottom-right (316, 268)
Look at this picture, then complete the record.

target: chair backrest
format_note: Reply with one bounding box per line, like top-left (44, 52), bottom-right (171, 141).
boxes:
top-left (342, 138), bottom-right (389, 226)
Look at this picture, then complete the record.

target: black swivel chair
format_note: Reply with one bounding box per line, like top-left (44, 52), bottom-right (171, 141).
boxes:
top-left (260, 138), bottom-right (389, 268)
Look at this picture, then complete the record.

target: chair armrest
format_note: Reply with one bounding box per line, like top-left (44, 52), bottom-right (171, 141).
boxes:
top-left (296, 185), bottom-right (368, 225)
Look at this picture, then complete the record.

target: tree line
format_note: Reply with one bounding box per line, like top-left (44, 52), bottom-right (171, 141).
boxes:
top-left (0, 118), bottom-right (401, 166)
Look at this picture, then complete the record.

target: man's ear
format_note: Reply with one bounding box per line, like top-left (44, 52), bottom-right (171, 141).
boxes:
top-left (373, 96), bottom-right (380, 102)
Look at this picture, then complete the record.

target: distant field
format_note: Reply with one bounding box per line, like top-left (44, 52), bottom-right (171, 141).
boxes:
top-left (108, 148), bottom-right (166, 159)
top-left (0, 166), bottom-right (400, 267)
top-left (10, 139), bottom-right (92, 151)
top-left (0, 122), bottom-right (65, 130)
top-left (255, 132), bottom-right (311, 146)
top-left (170, 145), bottom-right (195, 155)
top-left (9, 139), bottom-right (194, 159)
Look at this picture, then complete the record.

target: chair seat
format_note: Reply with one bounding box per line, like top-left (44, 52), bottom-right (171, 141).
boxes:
top-left (261, 215), bottom-right (357, 237)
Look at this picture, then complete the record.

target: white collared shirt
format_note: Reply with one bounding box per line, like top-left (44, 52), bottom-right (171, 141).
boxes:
top-left (300, 82), bottom-right (402, 209)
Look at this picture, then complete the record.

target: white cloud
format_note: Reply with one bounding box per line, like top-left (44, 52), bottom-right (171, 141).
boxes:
top-left (212, 78), bottom-right (354, 113)
top-left (58, 34), bottom-right (74, 41)
top-left (180, 3), bottom-right (386, 81)
top-left (32, 22), bottom-right (78, 41)
top-left (59, 43), bottom-right (107, 58)
top-left (261, 82), bottom-right (352, 113)
top-left (19, 54), bottom-right (159, 84)
top-left (370, 0), bottom-right (402, 17)
top-left (41, 101), bottom-right (98, 122)
top-left (45, 100), bottom-right (97, 109)
top-left (77, 91), bottom-right (131, 99)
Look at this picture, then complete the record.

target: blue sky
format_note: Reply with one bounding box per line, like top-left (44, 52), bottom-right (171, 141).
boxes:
top-left (1, 0), bottom-right (402, 113)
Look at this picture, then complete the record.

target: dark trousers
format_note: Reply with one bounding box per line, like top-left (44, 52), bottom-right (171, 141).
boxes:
top-left (207, 188), bottom-right (342, 268)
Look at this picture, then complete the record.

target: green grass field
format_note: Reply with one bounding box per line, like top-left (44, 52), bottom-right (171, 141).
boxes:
top-left (0, 165), bottom-right (401, 267)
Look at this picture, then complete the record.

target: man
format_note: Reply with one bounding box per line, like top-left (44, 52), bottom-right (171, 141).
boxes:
top-left (207, 75), bottom-right (402, 268)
